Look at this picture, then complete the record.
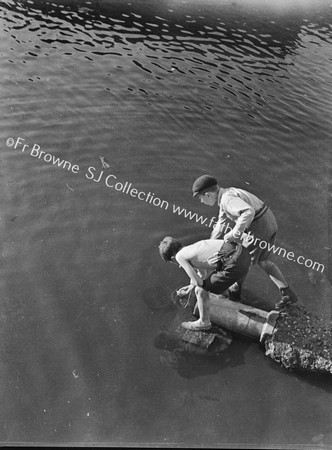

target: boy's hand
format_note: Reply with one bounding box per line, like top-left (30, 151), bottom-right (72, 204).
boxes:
top-left (176, 285), bottom-right (193, 297)
top-left (196, 270), bottom-right (205, 279)
top-left (224, 231), bottom-right (242, 244)
top-left (224, 231), bottom-right (233, 242)
top-left (207, 252), bottom-right (220, 266)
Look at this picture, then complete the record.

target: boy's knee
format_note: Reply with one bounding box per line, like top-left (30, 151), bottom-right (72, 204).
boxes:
top-left (195, 285), bottom-right (208, 298)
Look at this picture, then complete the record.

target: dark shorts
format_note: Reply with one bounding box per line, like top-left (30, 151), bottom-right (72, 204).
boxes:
top-left (202, 245), bottom-right (251, 295)
top-left (247, 208), bottom-right (278, 264)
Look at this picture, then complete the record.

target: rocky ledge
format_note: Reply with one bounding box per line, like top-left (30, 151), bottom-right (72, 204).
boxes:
top-left (264, 305), bottom-right (332, 374)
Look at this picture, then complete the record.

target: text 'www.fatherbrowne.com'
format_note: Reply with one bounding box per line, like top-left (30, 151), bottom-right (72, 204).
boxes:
top-left (6, 136), bottom-right (325, 273)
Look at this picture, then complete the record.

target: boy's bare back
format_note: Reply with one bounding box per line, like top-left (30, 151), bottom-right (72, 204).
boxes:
top-left (176, 239), bottom-right (224, 269)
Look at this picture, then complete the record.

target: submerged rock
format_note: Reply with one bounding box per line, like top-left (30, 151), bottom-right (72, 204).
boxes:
top-left (264, 305), bottom-right (332, 374)
top-left (181, 326), bottom-right (232, 355)
top-left (154, 290), bottom-right (232, 357)
top-left (154, 322), bottom-right (233, 357)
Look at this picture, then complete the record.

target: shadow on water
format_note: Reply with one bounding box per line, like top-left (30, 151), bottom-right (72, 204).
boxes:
top-left (153, 292), bottom-right (252, 379)
top-left (4, 0), bottom-right (332, 65)
top-left (266, 353), bottom-right (332, 393)
top-left (297, 371), bottom-right (332, 393)
top-left (158, 338), bottom-right (250, 379)
top-left (3, 0), bottom-right (331, 132)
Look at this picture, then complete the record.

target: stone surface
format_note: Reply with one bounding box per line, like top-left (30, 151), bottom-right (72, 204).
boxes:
top-left (264, 305), bottom-right (332, 374)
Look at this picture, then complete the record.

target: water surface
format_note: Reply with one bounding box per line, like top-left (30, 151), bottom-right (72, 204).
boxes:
top-left (1, 0), bottom-right (332, 447)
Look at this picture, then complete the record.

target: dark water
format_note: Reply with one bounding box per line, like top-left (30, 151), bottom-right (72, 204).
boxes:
top-left (1, 0), bottom-right (332, 446)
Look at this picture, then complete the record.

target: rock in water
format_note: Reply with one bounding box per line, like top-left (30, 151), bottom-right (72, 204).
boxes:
top-left (154, 293), bottom-right (233, 357)
top-left (264, 305), bottom-right (332, 374)
top-left (181, 327), bottom-right (232, 355)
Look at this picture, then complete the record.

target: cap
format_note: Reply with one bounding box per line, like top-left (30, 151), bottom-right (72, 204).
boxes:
top-left (192, 175), bottom-right (218, 197)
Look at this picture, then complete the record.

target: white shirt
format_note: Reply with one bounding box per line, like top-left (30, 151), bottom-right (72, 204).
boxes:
top-left (212, 187), bottom-right (265, 239)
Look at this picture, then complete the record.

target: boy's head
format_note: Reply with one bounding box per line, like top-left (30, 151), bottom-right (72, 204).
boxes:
top-left (192, 175), bottom-right (219, 206)
top-left (159, 236), bottom-right (183, 262)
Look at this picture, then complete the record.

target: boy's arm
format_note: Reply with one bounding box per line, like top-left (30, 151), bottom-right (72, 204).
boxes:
top-left (197, 269), bottom-right (207, 279)
top-left (223, 197), bottom-right (255, 242)
top-left (176, 253), bottom-right (203, 287)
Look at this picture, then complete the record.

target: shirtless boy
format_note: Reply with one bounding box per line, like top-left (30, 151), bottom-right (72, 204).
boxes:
top-left (159, 237), bottom-right (250, 331)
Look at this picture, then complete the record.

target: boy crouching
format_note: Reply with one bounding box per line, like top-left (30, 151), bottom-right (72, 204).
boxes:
top-left (159, 237), bottom-right (250, 331)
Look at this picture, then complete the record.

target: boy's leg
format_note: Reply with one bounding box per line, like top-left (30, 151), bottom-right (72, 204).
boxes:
top-left (249, 209), bottom-right (298, 309)
top-left (258, 258), bottom-right (287, 289)
top-left (259, 258), bottom-right (298, 309)
top-left (227, 275), bottom-right (247, 301)
top-left (204, 246), bottom-right (251, 297)
top-left (182, 248), bottom-right (250, 330)
top-left (182, 286), bottom-right (212, 330)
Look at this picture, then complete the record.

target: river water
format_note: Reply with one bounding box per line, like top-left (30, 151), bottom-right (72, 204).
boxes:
top-left (1, 0), bottom-right (332, 447)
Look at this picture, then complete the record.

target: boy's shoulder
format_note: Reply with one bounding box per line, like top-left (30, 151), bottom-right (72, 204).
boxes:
top-left (176, 241), bottom-right (203, 259)
top-left (222, 187), bottom-right (240, 200)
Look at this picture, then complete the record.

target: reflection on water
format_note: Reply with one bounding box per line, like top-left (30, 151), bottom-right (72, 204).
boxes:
top-left (1, 0), bottom-right (332, 446)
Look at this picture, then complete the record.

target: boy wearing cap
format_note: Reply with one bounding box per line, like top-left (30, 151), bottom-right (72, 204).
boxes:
top-left (159, 236), bottom-right (250, 331)
top-left (192, 175), bottom-right (298, 310)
